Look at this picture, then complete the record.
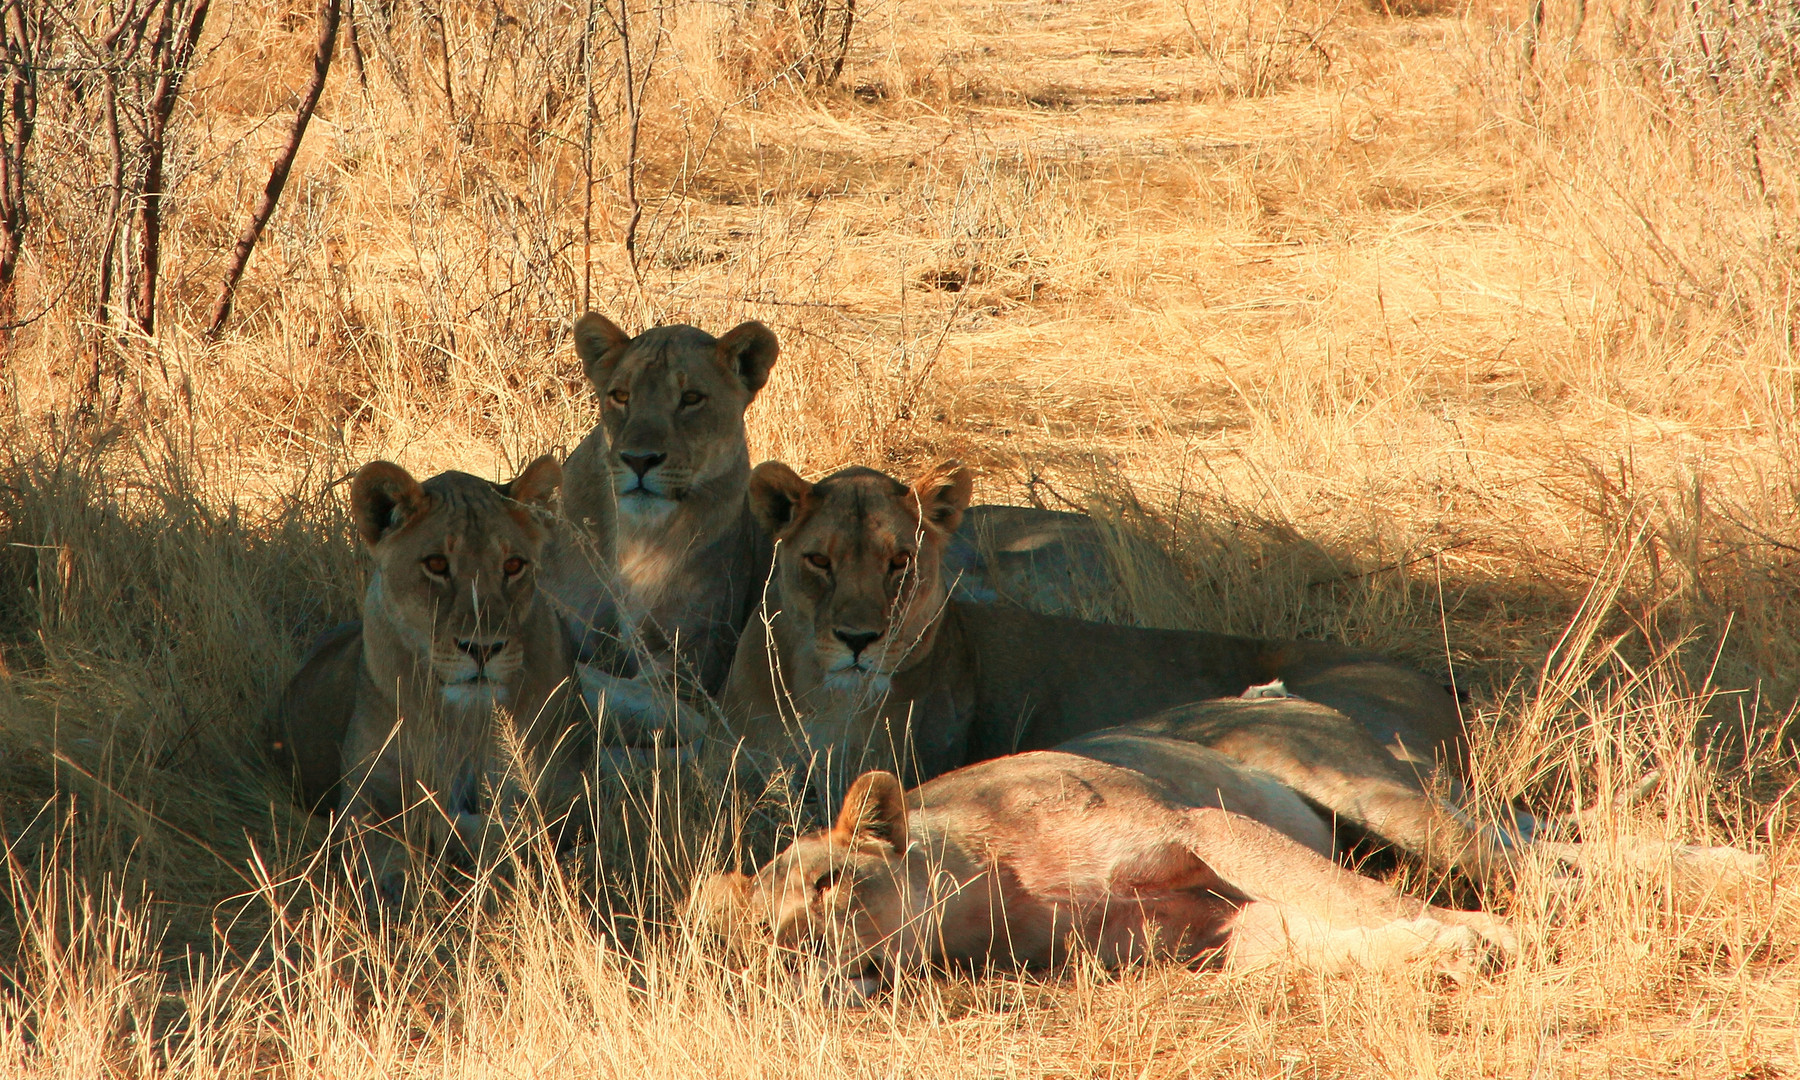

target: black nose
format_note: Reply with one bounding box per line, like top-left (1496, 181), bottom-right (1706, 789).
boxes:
top-left (618, 452), bottom-right (666, 479)
top-left (457, 639), bottom-right (507, 667)
top-left (833, 629), bottom-right (883, 660)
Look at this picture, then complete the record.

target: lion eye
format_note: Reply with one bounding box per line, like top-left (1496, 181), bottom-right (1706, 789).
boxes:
top-left (503, 556), bottom-right (526, 577)
top-left (422, 555), bottom-right (450, 577)
top-left (890, 551), bottom-right (911, 573)
top-left (608, 389), bottom-right (630, 406)
top-left (812, 869), bottom-right (840, 893)
top-left (804, 553), bottom-right (832, 572)
top-left (680, 390), bottom-right (706, 407)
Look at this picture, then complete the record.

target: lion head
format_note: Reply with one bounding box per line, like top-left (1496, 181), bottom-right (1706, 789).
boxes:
top-left (351, 457), bottom-right (563, 708)
top-left (571, 313), bottom-right (780, 529)
top-left (746, 461), bottom-right (973, 693)
top-left (689, 771), bottom-right (913, 987)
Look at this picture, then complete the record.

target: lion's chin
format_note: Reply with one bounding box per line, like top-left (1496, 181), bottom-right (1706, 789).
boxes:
top-left (441, 681), bottom-right (510, 710)
top-left (823, 667), bottom-right (892, 696)
top-left (616, 490), bottom-right (679, 528)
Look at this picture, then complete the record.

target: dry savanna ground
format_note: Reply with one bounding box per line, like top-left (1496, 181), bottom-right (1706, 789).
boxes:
top-left (0, 0), bottom-right (1798, 1071)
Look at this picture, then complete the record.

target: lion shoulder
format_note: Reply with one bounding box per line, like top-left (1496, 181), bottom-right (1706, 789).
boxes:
top-left (271, 620), bottom-right (364, 812)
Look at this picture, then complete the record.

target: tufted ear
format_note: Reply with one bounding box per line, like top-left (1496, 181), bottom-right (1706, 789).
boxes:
top-left (501, 454), bottom-right (563, 516)
top-left (573, 312), bottom-right (633, 392)
top-left (910, 460), bottom-right (974, 537)
top-left (351, 461), bottom-right (427, 548)
top-left (715, 320), bottom-right (780, 401)
top-left (748, 460), bottom-right (812, 538)
top-left (831, 771), bottom-right (908, 850)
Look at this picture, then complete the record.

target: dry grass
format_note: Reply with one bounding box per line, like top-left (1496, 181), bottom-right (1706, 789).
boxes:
top-left (0, 0), bottom-right (1798, 1070)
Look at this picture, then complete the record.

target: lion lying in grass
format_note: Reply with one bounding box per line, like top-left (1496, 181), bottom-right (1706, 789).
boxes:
top-left (723, 461), bottom-right (1463, 805)
top-left (690, 752), bottom-right (1515, 994)
top-left (723, 459), bottom-right (1766, 893)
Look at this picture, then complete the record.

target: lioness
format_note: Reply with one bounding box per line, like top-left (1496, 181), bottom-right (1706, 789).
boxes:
top-left (326, 458), bottom-right (589, 902)
top-left (724, 463), bottom-right (1769, 892)
top-left (723, 460), bottom-right (1465, 813)
top-left (542, 313), bottom-right (783, 696)
top-left (691, 757), bottom-right (1513, 992)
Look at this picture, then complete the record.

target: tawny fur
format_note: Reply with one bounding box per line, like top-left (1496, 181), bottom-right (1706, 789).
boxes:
top-left (540, 312), bottom-right (781, 696)
top-left (1066, 698), bottom-right (1512, 885)
top-left (321, 459), bottom-right (589, 901)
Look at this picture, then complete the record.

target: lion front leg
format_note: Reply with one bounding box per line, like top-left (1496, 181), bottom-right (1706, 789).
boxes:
top-left (335, 718), bottom-right (420, 909)
top-left (1226, 904), bottom-right (1494, 982)
top-left (331, 756), bottom-right (421, 912)
top-left (334, 819), bottom-right (419, 912)
top-left (1527, 837), bottom-right (1766, 906)
top-left (579, 665), bottom-right (710, 747)
top-left (455, 739), bottom-right (597, 868)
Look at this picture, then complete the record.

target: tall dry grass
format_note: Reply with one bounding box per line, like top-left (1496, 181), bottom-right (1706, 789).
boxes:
top-left (0, 0), bottom-right (1797, 1069)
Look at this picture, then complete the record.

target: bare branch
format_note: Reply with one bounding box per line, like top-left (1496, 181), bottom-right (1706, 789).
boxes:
top-left (204, 0), bottom-right (341, 340)
top-left (0, 0), bottom-right (46, 334)
top-left (130, 0), bottom-right (211, 339)
top-left (341, 0), bottom-right (365, 89)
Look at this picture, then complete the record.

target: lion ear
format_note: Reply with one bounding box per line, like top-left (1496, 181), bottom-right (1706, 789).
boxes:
top-left (748, 460), bottom-right (812, 537)
top-left (716, 320), bottom-right (780, 401)
top-left (351, 461), bottom-right (427, 548)
top-left (911, 460), bottom-right (974, 536)
top-left (573, 312), bottom-right (633, 391)
top-left (832, 771), bottom-right (908, 850)
top-left (684, 870), bottom-right (760, 933)
top-left (501, 455), bottom-right (563, 515)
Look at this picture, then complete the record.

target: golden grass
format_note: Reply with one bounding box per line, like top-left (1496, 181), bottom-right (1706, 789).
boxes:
top-left (0, 0), bottom-right (1798, 1070)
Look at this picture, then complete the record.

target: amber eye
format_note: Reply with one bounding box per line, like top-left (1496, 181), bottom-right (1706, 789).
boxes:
top-left (680, 390), bottom-right (705, 407)
top-left (890, 550), bottom-right (911, 573)
top-left (804, 553), bottom-right (832, 572)
top-left (608, 388), bottom-right (629, 406)
top-left (422, 555), bottom-right (450, 577)
top-left (812, 868), bottom-right (840, 893)
top-left (503, 556), bottom-right (526, 577)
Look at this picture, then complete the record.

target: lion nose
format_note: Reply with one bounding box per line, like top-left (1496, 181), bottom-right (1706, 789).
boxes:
top-left (833, 629), bottom-right (883, 661)
top-left (618, 451), bottom-right (665, 479)
top-left (457, 639), bottom-right (507, 667)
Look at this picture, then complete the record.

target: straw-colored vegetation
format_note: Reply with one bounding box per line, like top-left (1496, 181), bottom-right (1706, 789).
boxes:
top-left (0, 0), bottom-right (1797, 1070)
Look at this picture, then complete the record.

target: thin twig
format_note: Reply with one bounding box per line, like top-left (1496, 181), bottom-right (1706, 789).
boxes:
top-left (581, 0), bottom-right (595, 312)
top-left (204, 0), bottom-right (341, 340)
top-left (341, 0), bottom-right (366, 89)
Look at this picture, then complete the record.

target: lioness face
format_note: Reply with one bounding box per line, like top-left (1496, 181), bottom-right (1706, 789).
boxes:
top-left (572, 313), bottom-right (779, 527)
top-left (352, 458), bottom-right (563, 707)
top-left (690, 772), bottom-right (911, 983)
top-left (748, 462), bottom-right (973, 692)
